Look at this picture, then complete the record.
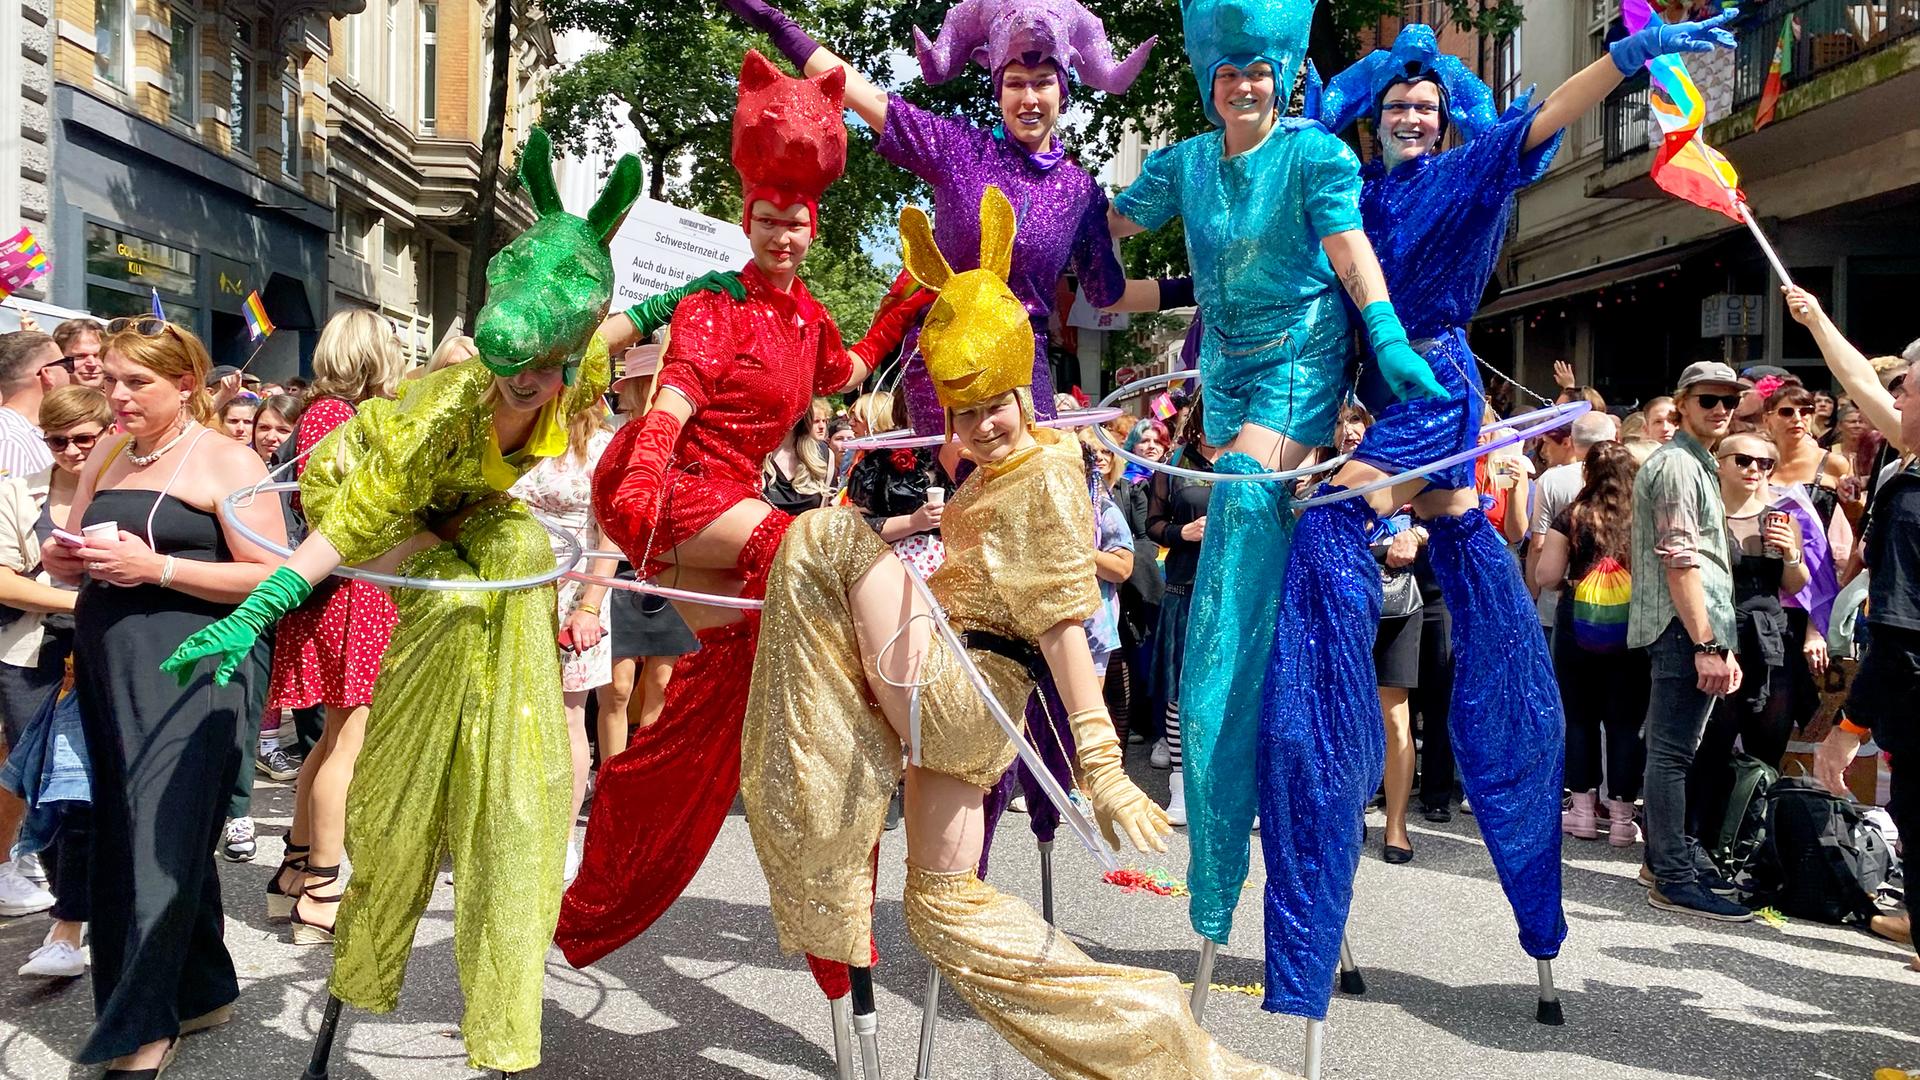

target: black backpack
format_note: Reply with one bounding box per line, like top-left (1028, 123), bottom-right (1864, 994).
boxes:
top-left (1707, 753), bottom-right (1778, 877)
top-left (1747, 777), bottom-right (1894, 924)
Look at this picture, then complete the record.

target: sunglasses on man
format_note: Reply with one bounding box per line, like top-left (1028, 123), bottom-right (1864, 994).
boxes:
top-left (1692, 392), bottom-right (1743, 412)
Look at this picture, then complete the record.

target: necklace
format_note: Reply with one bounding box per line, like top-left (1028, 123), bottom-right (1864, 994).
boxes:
top-left (127, 420), bottom-right (194, 467)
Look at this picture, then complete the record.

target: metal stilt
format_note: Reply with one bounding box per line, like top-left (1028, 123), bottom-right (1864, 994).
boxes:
top-left (1038, 839), bottom-right (1056, 925)
top-left (849, 965), bottom-right (882, 1080)
top-left (829, 995), bottom-right (856, 1080)
top-left (1302, 1018), bottom-right (1325, 1080)
top-left (915, 967), bottom-right (941, 1079)
top-left (1535, 957), bottom-right (1564, 1025)
top-left (301, 995), bottom-right (344, 1080)
top-left (1337, 933), bottom-right (1366, 995)
top-left (1189, 935), bottom-right (1217, 1020)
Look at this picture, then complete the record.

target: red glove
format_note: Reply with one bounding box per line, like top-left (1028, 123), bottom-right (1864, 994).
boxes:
top-left (593, 408), bottom-right (685, 560)
top-left (851, 269), bottom-right (937, 368)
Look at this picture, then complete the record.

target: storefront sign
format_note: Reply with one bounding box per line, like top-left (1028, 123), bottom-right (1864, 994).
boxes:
top-left (84, 223), bottom-right (197, 297)
top-left (608, 199), bottom-right (752, 311)
top-left (1701, 293), bottom-right (1762, 337)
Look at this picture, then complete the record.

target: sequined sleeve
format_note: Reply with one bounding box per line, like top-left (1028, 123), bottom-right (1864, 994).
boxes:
top-left (1113, 142), bottom-right (1185, 232)
top-left (1453, 103), bottom-right (1563, 205)
top-left (987, 454), bottom-right (1101, 641)
top-left (309, 362), bottom-right (489, 566)
top-left (656, 289), bottom-right (737, 411)
top-left (1069, 184), bottom-right (1127, 309)
top-left (875, 95), bottom-right (973, 187)
top-left (559, 335), bottom-right (613, 420)
top-left (1301, 126), bottom-right (1365, 239)
top-left (812, 312), bottom-right (855, 395)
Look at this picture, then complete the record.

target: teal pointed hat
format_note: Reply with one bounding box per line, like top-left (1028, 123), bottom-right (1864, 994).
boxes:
top-left (1180, 0), bottom-right (1317, 127)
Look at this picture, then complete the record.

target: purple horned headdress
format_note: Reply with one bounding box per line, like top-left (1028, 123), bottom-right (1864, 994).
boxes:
top-left (912, 0), bottom-right (1157, 95)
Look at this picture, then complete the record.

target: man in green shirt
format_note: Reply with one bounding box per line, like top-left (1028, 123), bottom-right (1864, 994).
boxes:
top-left (1629, 361), bottom-right (1751, 922)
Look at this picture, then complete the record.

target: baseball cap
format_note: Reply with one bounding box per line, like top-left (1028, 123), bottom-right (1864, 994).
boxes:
top-left (209, 364), bottom-right (241, 382)
top-left (1738, 363), bottom-right (1791, 382)
top-left (1675, 361), bottom-right (1750, 393)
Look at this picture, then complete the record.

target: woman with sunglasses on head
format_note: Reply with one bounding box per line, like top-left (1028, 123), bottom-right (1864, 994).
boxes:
top-left (38, 318), bottom-right (287, 1077)
top-left (0, 386), bottom-right (109, 978)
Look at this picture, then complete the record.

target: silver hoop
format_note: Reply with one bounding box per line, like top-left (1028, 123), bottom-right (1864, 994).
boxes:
top-left (1093, 369), bottom-right (1352, 484)
top-left (220, 481), bottom-right (585, 591)
top-left (839, 405), bottom-right (1126, 452)
top-left (562, 564), bottom-right (766, 611)
top-left (1292, 400), bottom-right (1593, 510)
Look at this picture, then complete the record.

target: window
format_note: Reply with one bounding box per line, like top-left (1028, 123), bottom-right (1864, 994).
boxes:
top-left (168, 7), bottom-right (196, 122)
top-left (382, 0), bottom-right (399, 109)
top-left (1403, 0), bottom-right (1442, 26)
top-left (1583, 0), bottom-right (1624, 150)
top-left (281, 79), bottom-right (301, 179)
top-left (419, 3), bottom-right (437, 132)
top-left (1494, 27), bottom-right (1523, 110)
top-left (336, 205), bottom-right (371, 260)
top-left (229, 19), bottom-right (255, 154)
top-left (382, 222), bottom-right (407, 272)
top-left (94, 0), bottom-right (127, 85)
top-left (343, 13), bottom-right (360, 82)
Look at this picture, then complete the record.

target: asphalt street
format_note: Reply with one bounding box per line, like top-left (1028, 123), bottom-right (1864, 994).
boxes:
top-left (2, 746), bottom-right (1914, 1080)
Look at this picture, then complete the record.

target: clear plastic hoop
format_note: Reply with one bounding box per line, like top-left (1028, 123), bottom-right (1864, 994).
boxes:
top-left (562, 559), bottom-right (766, 611)
top-left (1092, 369), bottom-right (1352, 484)
top-left (839, 405), bottom-right (1125, 452)
top-left (219, 481), bottom-right (585, 592)
top-left (1291, 400), bottom-right (1592, 510)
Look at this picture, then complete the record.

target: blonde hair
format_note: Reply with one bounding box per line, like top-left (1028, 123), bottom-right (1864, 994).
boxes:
top-left (771, 412), bottom-right (832, 495)
top-left (847, 391), bottom-right (896, 435)
top-left (310, 310), bottom-right (406, 403)
top-left (809, 397), bottom-right (834, 424)
top-left (569, 395), bottom-right (607, 462)
top-left (1619, 412), bottom-right (1647, 441)
top-left (105, 322), bottom-right (216, 425)
top-left (38, 384), bottom-right (112, 432)
top-left (429, 334), bottom-right (478, 374)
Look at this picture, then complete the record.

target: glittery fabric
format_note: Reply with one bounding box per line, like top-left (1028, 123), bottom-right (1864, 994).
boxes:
top-left (1427, 509), bottom-right (1567, 959)
top-left (881, 98), bottom-right (1123, 433)
top-left (1113, 121), bottom-right (1360, 447)
top-left (734, 51), bottom-right (847, 235)
top-left (1259, 490), bottom-right (1383, 1019)
top-left (328, 500), bottom-right (572, 1074)
top-left (901, 187), bottom-right (1037, 415)
top-left (903, 865), bottom-right (1294, 1080)
top-left (1181, 451), bottom-right (1291, 944)
top-left (979, 672), bottom-right (1075, 875)
top-left (910, 0), bottom-right (1157, 93)
top-left (1315, 24), bottom-right (1502, 141)
top-left (902, 323), bottom-right (1057, 434)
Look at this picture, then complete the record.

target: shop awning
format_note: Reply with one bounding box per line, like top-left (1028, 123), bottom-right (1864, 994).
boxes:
top-left (1476, 236), bottom-right (1729, 320)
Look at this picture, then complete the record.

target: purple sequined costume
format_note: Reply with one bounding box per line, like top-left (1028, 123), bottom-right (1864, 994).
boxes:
top-left (878, 98), bottom-right (1126, 432)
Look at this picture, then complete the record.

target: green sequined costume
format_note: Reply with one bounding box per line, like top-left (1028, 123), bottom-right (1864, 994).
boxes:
top-left (300, 341), bottom-right (609, 1073)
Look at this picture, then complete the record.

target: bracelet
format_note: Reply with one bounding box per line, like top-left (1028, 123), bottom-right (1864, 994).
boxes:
top-left (158, 555), bottom-right (177, 589)
top-left (576, 602), bottom-right (600, 616)
top-left (1838, 717), bottom-right (1872, 739)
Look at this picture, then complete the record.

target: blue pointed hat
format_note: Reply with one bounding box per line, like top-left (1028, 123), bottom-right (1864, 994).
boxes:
top-left (1180, 0), bottom-right (1316, 128)
top-left (1316, 24), bottom-right (1510, 142)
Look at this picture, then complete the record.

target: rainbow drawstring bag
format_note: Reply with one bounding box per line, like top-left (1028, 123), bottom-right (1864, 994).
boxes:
top-left (1570, 556), bottom-right (1632, 653)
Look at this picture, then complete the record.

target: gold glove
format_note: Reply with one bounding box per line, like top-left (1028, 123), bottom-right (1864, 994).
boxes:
top-left (1068, 707), bottom-right (1171, 854)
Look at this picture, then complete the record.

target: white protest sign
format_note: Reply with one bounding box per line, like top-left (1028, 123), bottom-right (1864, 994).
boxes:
top-left (609, 198), bottom-right (753, 310)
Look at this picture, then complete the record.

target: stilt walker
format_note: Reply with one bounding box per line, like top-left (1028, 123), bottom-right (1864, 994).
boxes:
top-left (1266, 8), bottom-right (1738, 1032)
top-left (742, 183), bottom-right (1293, 1080)
top-left (1106, 0), bottom-right (1445, 1029)
top-left (163, 128), bottom-right (636, 1075)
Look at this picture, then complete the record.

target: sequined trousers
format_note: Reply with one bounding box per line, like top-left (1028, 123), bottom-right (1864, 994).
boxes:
top-left (1183, 451), bottom-right (1294, 944)
top-left (1263, 496), bottom-right (1566, 1019)
top-left (328, 500), bottom-right (572, 1074)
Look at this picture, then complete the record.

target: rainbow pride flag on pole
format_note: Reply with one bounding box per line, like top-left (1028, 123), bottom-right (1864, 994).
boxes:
top-left (243, 289), bottom-right (275, 340)
top-left (1755, 16), bottom-right (1797, 129)
top-left (1623, 2), bottom-right (1745, 222)
top-left (0, 227), bottom-right (50, 301)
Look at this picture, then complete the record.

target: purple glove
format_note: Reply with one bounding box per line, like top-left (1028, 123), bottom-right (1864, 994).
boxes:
top-left (721, 0), bottom-right (822, 71)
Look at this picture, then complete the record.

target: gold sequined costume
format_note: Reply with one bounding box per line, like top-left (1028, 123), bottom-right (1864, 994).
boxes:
top-left (298, 344), bottom-right (608, 1073)
top-left (743, 429), bottom-right (1287, 1079)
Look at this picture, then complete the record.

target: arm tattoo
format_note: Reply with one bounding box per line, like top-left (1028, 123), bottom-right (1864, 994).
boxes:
top-left (1339, 260), bottom-right (1368, 306)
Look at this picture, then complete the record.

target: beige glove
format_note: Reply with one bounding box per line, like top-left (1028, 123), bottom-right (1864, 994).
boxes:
top-left (1068, 706), bottom-right (1171, 853)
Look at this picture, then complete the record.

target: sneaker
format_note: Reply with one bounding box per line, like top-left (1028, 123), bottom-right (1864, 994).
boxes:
top-left (1648, 880), bottom-right (1754, 922)
top-left (15, 852), bottom-right (47, 886)
top-left (1636, 864), bottom-right (1738, 897)
top-left (0, 862), bottom-right (54, 917)
top-left (1149, 739), bottom-right (1171, 770)
top-left (1166, 772), bottom-right (1187, 827)
top-left (222, 817), bottom-right (258, 863)
top-left (1009, 793), bottom-right (1028, 814)
top-left (563, 839), bottom-right (581, 883)
top-left (18, 927), bottom-right (86, 977)
top-left (255, 747), bottom-right (303, 782)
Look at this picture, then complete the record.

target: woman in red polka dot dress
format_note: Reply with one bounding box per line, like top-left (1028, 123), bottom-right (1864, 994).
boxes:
top-left (261, 310), bottom-right (406, 943)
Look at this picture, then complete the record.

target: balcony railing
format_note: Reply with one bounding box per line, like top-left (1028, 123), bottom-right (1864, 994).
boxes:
top-left (1601, 0), bottom-right (1920, 166)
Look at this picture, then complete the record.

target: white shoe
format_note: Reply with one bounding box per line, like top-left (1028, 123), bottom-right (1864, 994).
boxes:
top-left (0, 862), bottom-right (54, 917)
top-left (221, 816), bottom-right (258, 862)
top-left (1166, 772), bottom-right (1188, 827)
top-left (1149, 739), bottom-right (1172, 770)
top-left (19, 927), bottom-right (86, 977)
top-left (15, 852), bottom-right (47, 886)
top-left (1251, 816), bottom-right (1260, 833)
top-left (563, 839), bottom-right (581, 883)
top-left (1009, 793), bottom-right (1028, 814)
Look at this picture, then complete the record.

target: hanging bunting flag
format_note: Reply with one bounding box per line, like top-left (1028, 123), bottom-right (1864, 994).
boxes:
top-left (150, 287), bottom-right (166, 320)
top-left (0, 227), bottom-right (50, 301)
top-left (243, 289), bottom-right (276, 340)
top-left (1755, 16), bottom-right (1798, 129)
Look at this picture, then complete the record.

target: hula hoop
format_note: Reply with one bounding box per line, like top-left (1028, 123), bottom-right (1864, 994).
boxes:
top-left (561, 566), bottom-right (766, 611)
top-left (1292, 400), bottom-right (1591, 510)
top-left (220, 481), bottom-right (585, 592)
top-left (1093, 369), bottom-right (1352, 484)
top-left (839, 405), bottom-right (1125, 452)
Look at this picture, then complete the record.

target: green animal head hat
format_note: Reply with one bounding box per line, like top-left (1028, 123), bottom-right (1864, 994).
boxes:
top-left (475, 127), bottom-right (642, 386)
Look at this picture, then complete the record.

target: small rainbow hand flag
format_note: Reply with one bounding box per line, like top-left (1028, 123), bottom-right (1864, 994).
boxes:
top-left (1149, 391), bottom-right (1177, 421)
top-left (243, 289), bottom-right (275, 341)
top-left (0, 227), bottom-right (50, 301)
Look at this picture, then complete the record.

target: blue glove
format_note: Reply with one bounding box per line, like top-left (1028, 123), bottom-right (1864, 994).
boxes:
top-left (1609, 7), bottom-right (1739, 75)
top-left (1360, 301), bottom-right (1446, 403)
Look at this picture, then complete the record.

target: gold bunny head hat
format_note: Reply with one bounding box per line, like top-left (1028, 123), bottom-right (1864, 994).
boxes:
top-left (899, 185), bottom-right (1035, 422)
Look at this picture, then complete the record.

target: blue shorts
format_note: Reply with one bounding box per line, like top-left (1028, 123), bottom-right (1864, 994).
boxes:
top-left (1353, 328), bottom-right (1483, 493)
top-left (1198, 294), bottom-right (1352, 450)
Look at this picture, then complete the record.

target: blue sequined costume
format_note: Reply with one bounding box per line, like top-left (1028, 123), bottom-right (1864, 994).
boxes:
top-left (1263, 28), bottom-right (1570, 1019)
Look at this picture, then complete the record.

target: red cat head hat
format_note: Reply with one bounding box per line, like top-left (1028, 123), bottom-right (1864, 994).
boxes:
top-left (733, 50), bottom-right (847, 238)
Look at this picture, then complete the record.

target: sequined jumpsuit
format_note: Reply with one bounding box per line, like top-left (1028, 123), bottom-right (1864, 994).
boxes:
top-left (1112, 118), bottom-right (1364, 948)
top-left (1264, 103), bottom-right (1569, 1019)
top-left (296, 344), bottom-right (608, 1073)
top-left (743, 428), bottom-right (1289, 1080)
top-left (558, 263), bottom-right (863, 993)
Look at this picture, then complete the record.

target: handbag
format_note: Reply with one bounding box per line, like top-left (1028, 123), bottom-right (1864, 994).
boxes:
top-left (1380, 565), bottom-right (1424, 619)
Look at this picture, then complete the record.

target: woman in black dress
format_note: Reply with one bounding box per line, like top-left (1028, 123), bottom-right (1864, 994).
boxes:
top-left (41, 317), bottom-right (285, 1075)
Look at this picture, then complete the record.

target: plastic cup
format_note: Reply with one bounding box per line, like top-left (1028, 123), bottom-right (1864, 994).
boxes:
top-left (925, 487), bottom-right (945, 506)
top-left (83, 521), bottom-right (119, 540)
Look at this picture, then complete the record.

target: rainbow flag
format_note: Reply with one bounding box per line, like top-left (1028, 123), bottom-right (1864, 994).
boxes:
top-left (1149, 391), bottom-right (1177, 421)
top-left (0, 227), bottom-right (49, 301)
top-left (1755, 16), bottom-right (1797, 129)
top-left (243, 289), bottom-right (275, 340)
top-left (1645, 54), bottom-right (1744, 221)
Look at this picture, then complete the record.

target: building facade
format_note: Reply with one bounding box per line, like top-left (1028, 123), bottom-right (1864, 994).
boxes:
top-left (1482, 0), bottom-right (1920, 406)
top-left (2, 0), bottom-right (58, 304)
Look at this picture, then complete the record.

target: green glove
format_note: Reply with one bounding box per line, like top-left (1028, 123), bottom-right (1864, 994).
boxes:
top-left (1360, 301), bottom-right (1448, 402)
top-left (161, 565), bottom-right (314, 687)
top-left (624, 270), bottom-right (747, 339)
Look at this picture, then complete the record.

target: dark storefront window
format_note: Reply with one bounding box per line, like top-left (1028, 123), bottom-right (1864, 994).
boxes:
top-left (83, 223), bottom-right (200, 329)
